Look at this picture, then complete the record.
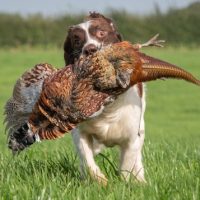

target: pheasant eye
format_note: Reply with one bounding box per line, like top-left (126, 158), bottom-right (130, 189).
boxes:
top-left (97, 30), bottom-right (107, 38)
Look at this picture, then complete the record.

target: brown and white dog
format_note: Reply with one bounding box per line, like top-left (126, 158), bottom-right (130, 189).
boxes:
top-left (64, 12), bottom-right (159, 184)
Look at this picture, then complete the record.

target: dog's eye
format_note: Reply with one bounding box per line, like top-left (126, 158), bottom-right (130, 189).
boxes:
top-left (96, 30), bottom-right (107, 38)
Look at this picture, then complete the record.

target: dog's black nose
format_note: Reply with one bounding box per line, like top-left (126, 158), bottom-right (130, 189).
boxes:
top-left (83, 44), bottom-right (97, 56)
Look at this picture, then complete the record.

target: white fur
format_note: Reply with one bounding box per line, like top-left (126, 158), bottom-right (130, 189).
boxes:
top-left (72, 85), bottom-right (146, 183)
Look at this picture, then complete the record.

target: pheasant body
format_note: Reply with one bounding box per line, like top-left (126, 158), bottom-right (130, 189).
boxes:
top-left (29, 64), bottom-right (112, 140)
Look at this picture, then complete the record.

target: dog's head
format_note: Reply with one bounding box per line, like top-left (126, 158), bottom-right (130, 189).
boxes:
top-left (64, 12), bottom-right (122, 65)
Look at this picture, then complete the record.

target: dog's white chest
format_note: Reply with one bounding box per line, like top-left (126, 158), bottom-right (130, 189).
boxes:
top-left (79, 86), bottom-right (142, 146)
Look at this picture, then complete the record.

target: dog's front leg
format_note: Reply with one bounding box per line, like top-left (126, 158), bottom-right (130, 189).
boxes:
top-left (72, 129), bottom-right (108, 185)
top-left (120, 133), bottom-right (146, 183)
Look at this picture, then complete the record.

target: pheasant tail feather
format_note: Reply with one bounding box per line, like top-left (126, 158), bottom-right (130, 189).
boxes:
top-left (138, 52), bottom-right (200, 86)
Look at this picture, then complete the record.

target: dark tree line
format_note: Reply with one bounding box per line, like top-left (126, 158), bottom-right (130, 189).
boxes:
top-left (0, 2), bottom-right (200, 47)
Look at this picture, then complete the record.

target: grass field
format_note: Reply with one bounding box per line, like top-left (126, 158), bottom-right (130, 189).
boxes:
top-left (0, 47), bottom-right (200, 200)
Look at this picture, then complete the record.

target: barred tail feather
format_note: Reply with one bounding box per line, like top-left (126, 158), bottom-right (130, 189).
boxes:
top-left (38, 127), bottom-right (66, 140)
top-left (138, 52), bottom-right (200, 86)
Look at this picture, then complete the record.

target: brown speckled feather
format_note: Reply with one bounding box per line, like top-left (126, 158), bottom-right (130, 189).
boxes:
top-left (4, 63), bottom-right (57, 136)
top-left (29, 63), bottom-right (113, 140)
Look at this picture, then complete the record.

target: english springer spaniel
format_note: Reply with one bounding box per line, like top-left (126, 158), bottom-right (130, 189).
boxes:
top-left (64, 12), bottom-right (158, 185)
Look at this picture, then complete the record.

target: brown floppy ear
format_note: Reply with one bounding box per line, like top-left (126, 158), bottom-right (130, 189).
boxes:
top-left (63, 27), bottom-right (74, 65)
top-left (87, 11), bottom-right (123, 42)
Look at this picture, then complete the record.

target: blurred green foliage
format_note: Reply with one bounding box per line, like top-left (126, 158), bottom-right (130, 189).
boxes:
top-left (0, 2), bottom-right (200, 47)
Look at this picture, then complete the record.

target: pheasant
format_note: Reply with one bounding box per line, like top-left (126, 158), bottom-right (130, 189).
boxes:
top-left (4, 41), bottom-right (200, 154)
